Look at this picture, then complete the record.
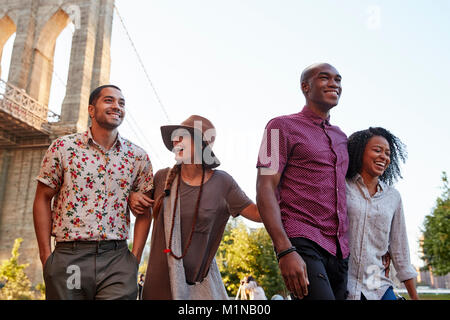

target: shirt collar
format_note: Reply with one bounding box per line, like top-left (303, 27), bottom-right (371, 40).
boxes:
top-left (82, 127), bottom-right (123, 151)
top-left (352, 173), bottom-right (363, 184)
top-left (353, 173), bottom-right (384, 198)
top-left (300, 106), bottom-right (331, 127)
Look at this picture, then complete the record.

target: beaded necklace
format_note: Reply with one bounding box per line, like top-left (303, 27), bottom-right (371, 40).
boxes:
top-left (165, 166), bottom-right (205, 259)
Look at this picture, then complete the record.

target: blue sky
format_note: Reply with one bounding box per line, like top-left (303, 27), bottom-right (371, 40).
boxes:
top-left (2, 0), bottom-right (449, 267)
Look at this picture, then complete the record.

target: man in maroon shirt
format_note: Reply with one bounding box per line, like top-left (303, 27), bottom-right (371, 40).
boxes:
top-left (256, 63), bottom-right (349, 300)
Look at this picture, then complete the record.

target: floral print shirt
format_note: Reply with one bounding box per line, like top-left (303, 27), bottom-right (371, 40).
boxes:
top-left (36, 129), bottom-right (153, 242)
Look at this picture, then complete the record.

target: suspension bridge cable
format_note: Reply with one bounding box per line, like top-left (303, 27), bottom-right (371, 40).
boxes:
top-left (124, 111), bottom-right (164, 167)
top-left (113, 4), bottom-right (171, 122)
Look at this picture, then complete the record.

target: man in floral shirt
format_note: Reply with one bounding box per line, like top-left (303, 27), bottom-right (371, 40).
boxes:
top-left (33, 85), bottom-right (154, 300)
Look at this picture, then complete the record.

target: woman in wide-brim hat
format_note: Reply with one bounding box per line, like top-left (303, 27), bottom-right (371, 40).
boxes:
top-left (130, 115), bottom-right (261, 300)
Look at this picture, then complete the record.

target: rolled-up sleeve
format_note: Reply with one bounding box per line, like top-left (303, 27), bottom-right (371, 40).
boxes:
top-left (388, 196), bottom-right (418, 282)
top-left (132, 152), bottom-right (154, 194)
top-left (36, 139), bottom-right (63, 190)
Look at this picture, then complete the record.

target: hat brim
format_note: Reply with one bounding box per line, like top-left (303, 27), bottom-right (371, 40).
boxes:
top-left (160, 125), bottom-right (220, 169)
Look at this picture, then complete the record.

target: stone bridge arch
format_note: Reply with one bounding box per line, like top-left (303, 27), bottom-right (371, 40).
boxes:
top-left (28, 8), bottom-right (71, 108)
top-left (0, 15), bottom-right (17, 78)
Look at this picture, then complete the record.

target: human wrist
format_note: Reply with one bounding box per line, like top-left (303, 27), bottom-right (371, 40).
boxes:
top-left (39, 248), bottom-right (52, 263)
top-left (132, 247), bottom-right (142, 262)
top-left (276, 246), bottom-right (297, 261)
top-left (273, 237), bottom-right (294, 253)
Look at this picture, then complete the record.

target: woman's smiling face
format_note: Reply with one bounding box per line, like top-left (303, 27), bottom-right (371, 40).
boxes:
top-left (172, 133), bottom-right (194, 164)
top-left (361, 135), bottom-right (391, 179)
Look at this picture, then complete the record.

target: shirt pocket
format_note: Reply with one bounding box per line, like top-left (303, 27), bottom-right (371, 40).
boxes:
top-left (369, 206), bottom-right (391, 238)
top-left (346, 191), bottom-right (362, 223)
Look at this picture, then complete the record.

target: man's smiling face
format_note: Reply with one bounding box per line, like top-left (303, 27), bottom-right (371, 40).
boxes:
top-left (89, 87), bottom-right (126, 130)
top-left (302, 63), bottom-right (342, 110)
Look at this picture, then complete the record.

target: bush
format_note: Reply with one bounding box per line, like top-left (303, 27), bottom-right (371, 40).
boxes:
top-left (421, 172), bottom-right (450, 276)
top-left (0, 238), bottom-right (42, 300)
top-left (216, 219), bottom-right (286, 298)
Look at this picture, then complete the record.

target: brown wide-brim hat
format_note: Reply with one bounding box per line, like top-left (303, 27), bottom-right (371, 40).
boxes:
top-left (160, 115), bottom-right (221, 169)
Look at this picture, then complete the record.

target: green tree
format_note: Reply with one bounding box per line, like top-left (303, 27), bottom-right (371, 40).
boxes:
top-left (421, 172), bottom-right (450, 275)
top-left (0, 238), bottom-right (35, 300)
top-left (216, 219), bottom-right (286, 298)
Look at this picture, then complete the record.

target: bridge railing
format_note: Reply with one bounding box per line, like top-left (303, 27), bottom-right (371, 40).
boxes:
top-left (0, 79), bottom-right (60, 134)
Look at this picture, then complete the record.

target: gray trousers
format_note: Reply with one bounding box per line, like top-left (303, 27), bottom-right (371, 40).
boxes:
top-left (43, 240), bottom-right (139, 300)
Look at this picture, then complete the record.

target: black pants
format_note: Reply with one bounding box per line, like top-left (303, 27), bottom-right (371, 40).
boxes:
top-left (290, 237), bottom-right (348, 300)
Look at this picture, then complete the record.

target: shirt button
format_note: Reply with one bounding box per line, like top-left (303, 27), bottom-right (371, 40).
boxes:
top-left (337, 231), bottom-right (340, 237)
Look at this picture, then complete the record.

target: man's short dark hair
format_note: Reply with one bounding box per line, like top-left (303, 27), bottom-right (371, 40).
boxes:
top-left (89, 85), bottom-right (121, 106)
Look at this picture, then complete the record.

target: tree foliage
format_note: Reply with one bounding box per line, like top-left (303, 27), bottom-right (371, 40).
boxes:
top-left (0, 238), bottom-right (37, 300)
top-left (421, 172), bottom-right (450, 276)
top-left (216, 219), bottom-right (286, 298)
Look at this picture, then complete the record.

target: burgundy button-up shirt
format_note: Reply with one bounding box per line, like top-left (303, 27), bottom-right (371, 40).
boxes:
top-left (257, 106), bottom-right (349, 258)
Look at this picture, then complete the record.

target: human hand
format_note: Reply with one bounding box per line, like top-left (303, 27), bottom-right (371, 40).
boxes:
top-left (278, 251), bottom-right (309, 299)
top-left (382, 251), bottom-right (391, 277)
top-left (40, 250), bottom-right (52, 267)
top-left (129, 192), bottom-right (154, 216)
top-left (131, 249), bottom-right (141, 265)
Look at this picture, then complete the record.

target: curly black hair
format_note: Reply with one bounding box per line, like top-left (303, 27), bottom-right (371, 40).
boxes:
top-left (346, 127), bottom-right (407, 185)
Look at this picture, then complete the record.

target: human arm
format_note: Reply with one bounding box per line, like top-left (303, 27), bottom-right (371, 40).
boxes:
top-left (240, 203), bottom-right (262, 222)
top-left (404, 278), bottom-right (419, 300)
top-left (33, 181), bottom-right (58, 266)
top-left (388, 195), bottom-right (418, 298)
top-left (130, 151), bottom-right (154, 216)
top-left (131, 196), bottom-right (152, 263)
top-left (130, 188), bottom-right (153, 262)
top-left (382, 251), bottom-right (391, 277)
top-left (256, 168), bottom-right (309, 298)
top-left (129, 151), bottom-right (153, 262)
top-left (129, 190), bottom-right (154, 215)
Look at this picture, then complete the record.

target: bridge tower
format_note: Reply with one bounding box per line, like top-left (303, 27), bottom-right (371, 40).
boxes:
top-left (0, 0), bottom-right (114, 284)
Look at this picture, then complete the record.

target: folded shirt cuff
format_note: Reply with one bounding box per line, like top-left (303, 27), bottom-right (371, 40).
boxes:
top-left (396, 266), bottom-right (418, 282)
